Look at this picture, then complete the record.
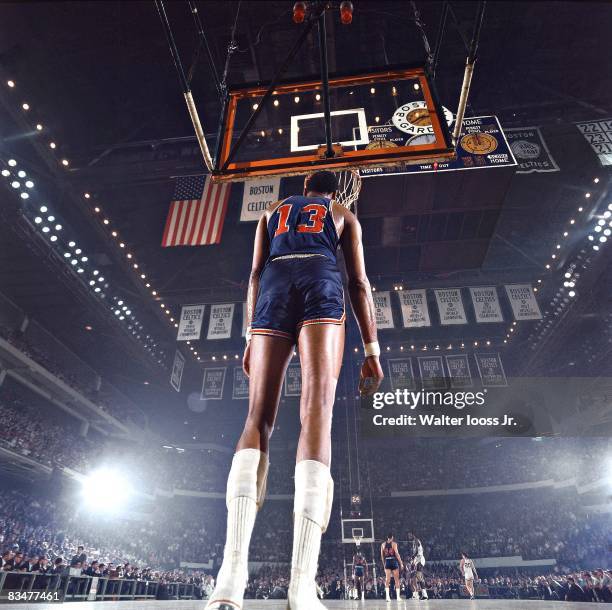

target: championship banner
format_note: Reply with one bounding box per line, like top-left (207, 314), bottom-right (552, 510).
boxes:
top-left (242, 302), bottom-right (248, 337)
top-left (373, 291), bottom-right (394, 329)
top-left (387, 358), bottom-right (416, 390)
top-left (504, 284), bottom-right (542, 321)
top-left (474, 353), bottom-right (508, 387)
top-left (505, 126), bottom-right (559, 173)
top-left (207, 303), bottom-right (235, 339)
top-left (445, 354), bottom-right (473, 389)
top-left (232, 366), bottom-right (249, 400)
top-left (284, 363), bottom-right (302, 397)
top-left (417, 356), bottom-right (447, 390)
top-left (240, 176), bottom-right (281, 221)
top-left (434, 288), bottom-right (468, 325)
top-left (469, 287), bottom-right (504, 324)
top-left (201, 367), bottom-right (227, 400)
top-left (176, 304), bottom-right (206, 341)
top-left (170, 350), bottom-right (185, 392)
top-left (398, 289), bottom-right (431, 328)
top-left (576, 118), bottom-right (612, 167)
top-left (361, 116), bottom-right (516, 177)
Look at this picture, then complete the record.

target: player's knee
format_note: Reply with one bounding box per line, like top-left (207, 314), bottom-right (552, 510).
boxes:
top-left (243, 413), bottom-right (274, 439)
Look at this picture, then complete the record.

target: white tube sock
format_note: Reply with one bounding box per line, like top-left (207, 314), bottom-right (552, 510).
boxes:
top-left (288, 460), bottom-right (333, 610)
top-left (206, 448), bottom-right (268, 610)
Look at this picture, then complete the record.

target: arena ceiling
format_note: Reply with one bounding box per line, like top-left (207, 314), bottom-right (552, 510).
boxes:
top-left (0, 1), bottom-right (610, 439)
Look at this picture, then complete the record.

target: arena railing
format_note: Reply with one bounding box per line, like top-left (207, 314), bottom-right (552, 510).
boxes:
top-left (0, 571), bottom-right (197, 602)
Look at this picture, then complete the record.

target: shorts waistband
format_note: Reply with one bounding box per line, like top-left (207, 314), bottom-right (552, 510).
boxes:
top-left (271, 253), bottom-right (327, 261)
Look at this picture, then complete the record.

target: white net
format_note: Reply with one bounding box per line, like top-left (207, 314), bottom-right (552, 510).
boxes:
top-left (334, 169), bottom-right (362, 210)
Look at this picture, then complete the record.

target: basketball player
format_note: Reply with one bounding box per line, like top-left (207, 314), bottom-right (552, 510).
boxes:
top-left (407, 532), bottom-right (428, 600)
top-left (381, 533), bottom-right (403, 601)
top-left (460, 552), bottom-right (478, 600)
top-left (353, 549), bottom-right (368, 601)
top-left (205, 171), bottom-right (384, 610)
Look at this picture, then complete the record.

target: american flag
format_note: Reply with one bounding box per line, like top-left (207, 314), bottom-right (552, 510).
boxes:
top-left (161, 175), bottom-right (231, 247)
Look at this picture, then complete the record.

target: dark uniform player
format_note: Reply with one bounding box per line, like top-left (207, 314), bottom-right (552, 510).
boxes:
top-left (381, 534), bottom-right (403, 601)
top-left (353, 550), bottom-right (368, 601)
top-left (408, 532), bottom-right (428, 600)
top-left (206, 171), bottom-right (384, 610)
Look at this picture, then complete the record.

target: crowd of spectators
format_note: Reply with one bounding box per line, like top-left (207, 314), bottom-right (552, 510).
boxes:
top-left (0, 323), bottom-right (144, 427)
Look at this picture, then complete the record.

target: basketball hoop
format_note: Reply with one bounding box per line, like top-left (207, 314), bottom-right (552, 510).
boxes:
top-left (353, 534), bottom-right (363, 548)
top-left (334, 169), bottom-right (362, 210)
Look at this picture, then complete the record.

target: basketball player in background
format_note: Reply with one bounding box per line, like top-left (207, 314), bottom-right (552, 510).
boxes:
top-left (408, 532), bottom-right (428, 600)
top-left (353, 548), bottom-right (368, 601)
top-left (460, 552), bottom-right (478, 599)
top-left (381, 533), bottom-right (403, 601)
top-left (206, 171), bottom-right (384, 610)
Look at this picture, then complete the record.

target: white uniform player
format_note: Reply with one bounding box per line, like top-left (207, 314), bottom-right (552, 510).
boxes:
top-left (460, 553), bottom-right (478, 599)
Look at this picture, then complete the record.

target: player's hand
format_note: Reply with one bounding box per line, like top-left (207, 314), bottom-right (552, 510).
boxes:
top-left (359, 355), bottom-right (384, 396)
top-left (243, 342), bottom-right (251, 377)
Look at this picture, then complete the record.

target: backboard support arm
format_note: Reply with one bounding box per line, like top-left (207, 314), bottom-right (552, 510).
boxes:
top-left (220, 14), bottom-right (320, 171)
top-left (317, 11), bottom-right (334, 159)
top-left (452, 1), bottom-right (486, 145)
top-left (155, 0), bottom-right (213, 171)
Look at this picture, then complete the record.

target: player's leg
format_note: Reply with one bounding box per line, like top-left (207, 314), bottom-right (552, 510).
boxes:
top-left (207, 335), bottom-right (293, 610)
top-left (393, 569), bottom-right (401, 600)
top-left (287, 323), bottom-right (343, 609)
top-left (385, 568), bottom-right (392, 601)
top-left (420, 573), bottom-right (428, 600)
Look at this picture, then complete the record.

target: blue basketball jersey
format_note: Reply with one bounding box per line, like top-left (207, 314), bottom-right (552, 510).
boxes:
top-left (267, 196), bottom-right (339, 262)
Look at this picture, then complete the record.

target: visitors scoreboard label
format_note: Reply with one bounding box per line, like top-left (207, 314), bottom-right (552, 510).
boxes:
top-left (360, 116), bottom-right (517, 177)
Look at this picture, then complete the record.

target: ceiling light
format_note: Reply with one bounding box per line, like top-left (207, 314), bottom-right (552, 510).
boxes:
top-left (25, 180), bottom-right (34, 188)
top-left (68, 240), bottom-right (75, 247)
top-left (8, 159), bottom-right (17, 167)
top-left (22, 103), bottom-right (30, 110)
top-left (17, 170), bottom-right (26, 178)
top-left (34, 217), bottom-right (42, 224)
top-left (55, 224), bottom-right (62, 231)
top-left (1, 169), bottom-right (9, 177)
top-left (11, 181), bottom-right (20, 188)
top-left (61, 159), bottom-right (69, 166)
top-left (49, 235), bottom-right (57, 242)
top-left (20, 192), bottom-right (29, 199)
top-left (41, 226), bottom-right (50, 233)
top-left (49, 142), bottom-right (56, 149)
top-left (36, 124), bottom-right (43, 131)
top-left (7, 80), bottom-right (15, 88)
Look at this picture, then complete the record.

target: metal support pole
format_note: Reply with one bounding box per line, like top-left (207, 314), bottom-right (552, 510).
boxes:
top-left (318, 11), bottom-right (334, 158)
top-left (432, 1), bottom-right (449, 79)
top-left (187, 0), bottom-right (222, 96)
top-left (222, 16), bottom-right (318, 170)
top-left (155, 0), bottom-right (213, 171)
top-left (452, 1), bottom-right (486, 145)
